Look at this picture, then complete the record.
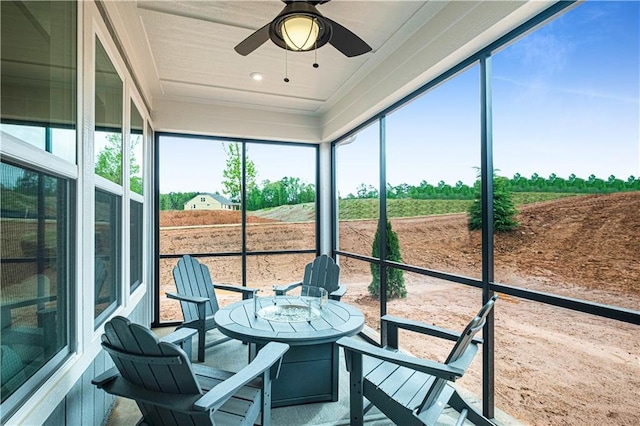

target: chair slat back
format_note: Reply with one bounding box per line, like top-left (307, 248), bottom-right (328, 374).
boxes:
top-left (303, 255), bottom-right (340, 294)
top-left (445, 294), bottom-right (497, 364)
top-left (417, 294), bottom-right (498, 416)
top-left (102, 316), bottom-right (202, 395)
top-left (173, 255), bottom-right (219, 322)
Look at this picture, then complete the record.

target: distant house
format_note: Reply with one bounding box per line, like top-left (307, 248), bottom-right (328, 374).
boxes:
top-left (184, 193), bottom-right (239, 211)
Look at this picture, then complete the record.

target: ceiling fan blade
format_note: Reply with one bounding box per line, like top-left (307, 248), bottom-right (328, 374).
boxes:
top-left (234, 23), bottom-right (271, 56)
top-left (326, 18), bottom-right (371, 57)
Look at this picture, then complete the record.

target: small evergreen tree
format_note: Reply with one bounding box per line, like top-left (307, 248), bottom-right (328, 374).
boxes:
top-left (369, 219), bottom-right (407, 298)
top-left (468, 171), bottom-right (519, 232)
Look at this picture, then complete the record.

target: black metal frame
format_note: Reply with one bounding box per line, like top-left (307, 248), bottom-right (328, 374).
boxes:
top-left (330, 0), bottom-right (639, 420)
top-left (152, 132), bottom-right (321, 327)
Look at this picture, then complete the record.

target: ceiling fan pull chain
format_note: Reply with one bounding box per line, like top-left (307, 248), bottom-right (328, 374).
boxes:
top-left (313, 23), bottom-right (319, 69)
top-left (284, 46), bottom-right (290, 83)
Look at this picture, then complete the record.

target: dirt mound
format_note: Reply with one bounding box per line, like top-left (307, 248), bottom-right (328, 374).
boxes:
top-left (494, 191), bottom-right (640, 295)
top-left (336, 191), bottom-right (640, 299)
top-left (160, 209), bottom-right (278, 227)
top-left (250, 203), bottom-right (315, 222)
top-left (162, 192), bottom-right (640, 296)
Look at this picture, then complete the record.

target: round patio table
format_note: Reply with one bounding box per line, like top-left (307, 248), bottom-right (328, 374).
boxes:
top-left (214, 295), bottom-right (364, 407)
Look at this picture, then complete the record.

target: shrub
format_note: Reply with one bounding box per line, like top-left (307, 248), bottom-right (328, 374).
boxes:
top-left (369, 219), bottom-right (407, 299)
top-left (468, 173), bottom-right (519, 232)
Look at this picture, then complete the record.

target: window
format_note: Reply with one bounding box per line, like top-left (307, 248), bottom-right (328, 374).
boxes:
top-left (158, 137), bottom-right (243, 322)
top-left (335, 123), bottom-right (380, 255)
top-left (489, 2), bottom-right (640, 422)
top-left (95, 189), bottom-right (121, 324)
top-left (0, 0), bottom-right (76, 418)
top-left (94, 38), bottom-right (123, 186)
top-left (386, 66), bottom-right (481, 279)
top-left (157, 136), bottom-right (318, 323)
top-left (129, 100), bottom-right (143, 195)
top-left (130, 200), bottom-right (143, 293)
top-left (493, 1), bottom-right (639, 309)
top-left (335, 123), bottom-right (380, 328)
top-left (0, 2), bottom-right (77, 164)
top-left (245, 142), bottom-right (317, 253)
top-left (0, 162), bottom-right (74, 410)
top-left (94, 36), bottom-right (123, 325)
top-left (129, 101), bottom-right (144, 293)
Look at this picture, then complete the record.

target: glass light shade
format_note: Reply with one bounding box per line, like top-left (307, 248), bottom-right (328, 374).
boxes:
top-left (281, 16), bottom-right (319, 51)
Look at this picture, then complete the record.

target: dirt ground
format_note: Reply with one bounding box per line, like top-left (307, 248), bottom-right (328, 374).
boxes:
top-left (159, 192), bottom-right (640, 425)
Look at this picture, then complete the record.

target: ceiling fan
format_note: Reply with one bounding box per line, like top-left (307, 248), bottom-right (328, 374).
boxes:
top-left (234, 0), bottom-right (372, 58)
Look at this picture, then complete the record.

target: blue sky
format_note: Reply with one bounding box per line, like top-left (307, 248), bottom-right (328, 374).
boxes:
top-left (491, 0), bottom-right (639, 185)
top-left (160, 137), bottom-right (316, 194)
top-left (162, 1), bottom-right (639, 197)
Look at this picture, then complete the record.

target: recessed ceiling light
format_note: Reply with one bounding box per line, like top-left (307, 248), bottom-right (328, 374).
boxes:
top-left (250, 72), bottom-right (263, 81)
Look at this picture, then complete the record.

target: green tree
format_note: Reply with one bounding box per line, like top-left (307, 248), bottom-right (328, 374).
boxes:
top-left (246, 185), bottom-right (264, 210)
top-left (298, 181), bottom-right (316, 203)
top-left (468, 170), bottom-right (519, 232)
top-left (355, 183), bottom-right (378, 199)
top-left (95, 133), bottom-right (123, 185)
top-left (129, 137), bottom-right (143, 195)
top-left (94, 133), bottom-right (142, 192)
top-left (369, 219), bottom-right (407, 299)
top-left (625, 175), bottom-right (639, 190)
top-left (221, 142), bottom-right (257, 203)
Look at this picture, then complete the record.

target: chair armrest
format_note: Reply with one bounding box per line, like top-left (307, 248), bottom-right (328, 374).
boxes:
top-left (212, 283), bottom-right (259, 298)
top-left (273, 281), bottom-right (302, 295)
top-left (92, 366), bottom-right (119, 387)
top-left (329, 284), bottom-right (347, 300)
top-left (93, 369), bottom-right (201, 411)
top-left (160, 328), bottom-right (197, 346)
top-left (337, 337), bottom-right (464, 382)
top-left (166, 292), bottom-right (209, 305)
top-left (194, 342), bottom-right (290, 412)
top-left (382, 315), bottom-right (483, 346)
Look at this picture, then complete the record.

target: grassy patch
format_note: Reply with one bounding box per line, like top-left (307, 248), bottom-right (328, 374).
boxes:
top-left (338, 199), bottom-right (472, 220)
top-left (250, 193), bottom-right (584, 222)
top-left (511, 192), bottom-right (580, 204)
top-left (339, 193), bottom-right (583, 220)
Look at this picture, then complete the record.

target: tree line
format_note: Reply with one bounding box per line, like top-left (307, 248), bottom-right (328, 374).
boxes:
top-left (346, 172), bottom-right (640, 200)
top-left (159, 176), bottom-right (315, 211)
top-left (159, 141), bottom-right (638, 210)
top-left (246, 177), bottom-right (315, 210)
top-left (159, 171), bottom-right (639, 211)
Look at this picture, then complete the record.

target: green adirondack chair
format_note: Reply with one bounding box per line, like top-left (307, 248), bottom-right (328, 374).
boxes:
top-left (273, 254), bottom-right (346, 301)
top-left (167, 255), bottom-right (258, 362)
top-left (92, 316), bottom-right (289, 426)
top-left (337, 294), bottom-right (498, 426)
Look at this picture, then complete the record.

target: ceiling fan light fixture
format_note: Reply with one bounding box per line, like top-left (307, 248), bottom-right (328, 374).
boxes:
top-left (234, 0), bottom-right (371, 58)
top-left (281, 15), bottom-right (319, 51)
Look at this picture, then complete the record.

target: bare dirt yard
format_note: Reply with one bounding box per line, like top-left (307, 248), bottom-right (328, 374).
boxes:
top-left (159, 192), bottom-right (640, 425)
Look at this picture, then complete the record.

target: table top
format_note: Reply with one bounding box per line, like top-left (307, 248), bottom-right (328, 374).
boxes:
top-left (214, 296), bottom-right (364, 346)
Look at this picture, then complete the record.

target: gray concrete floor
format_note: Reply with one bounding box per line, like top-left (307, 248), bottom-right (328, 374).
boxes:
top-left (106, 327), bottom-right (522, 426)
